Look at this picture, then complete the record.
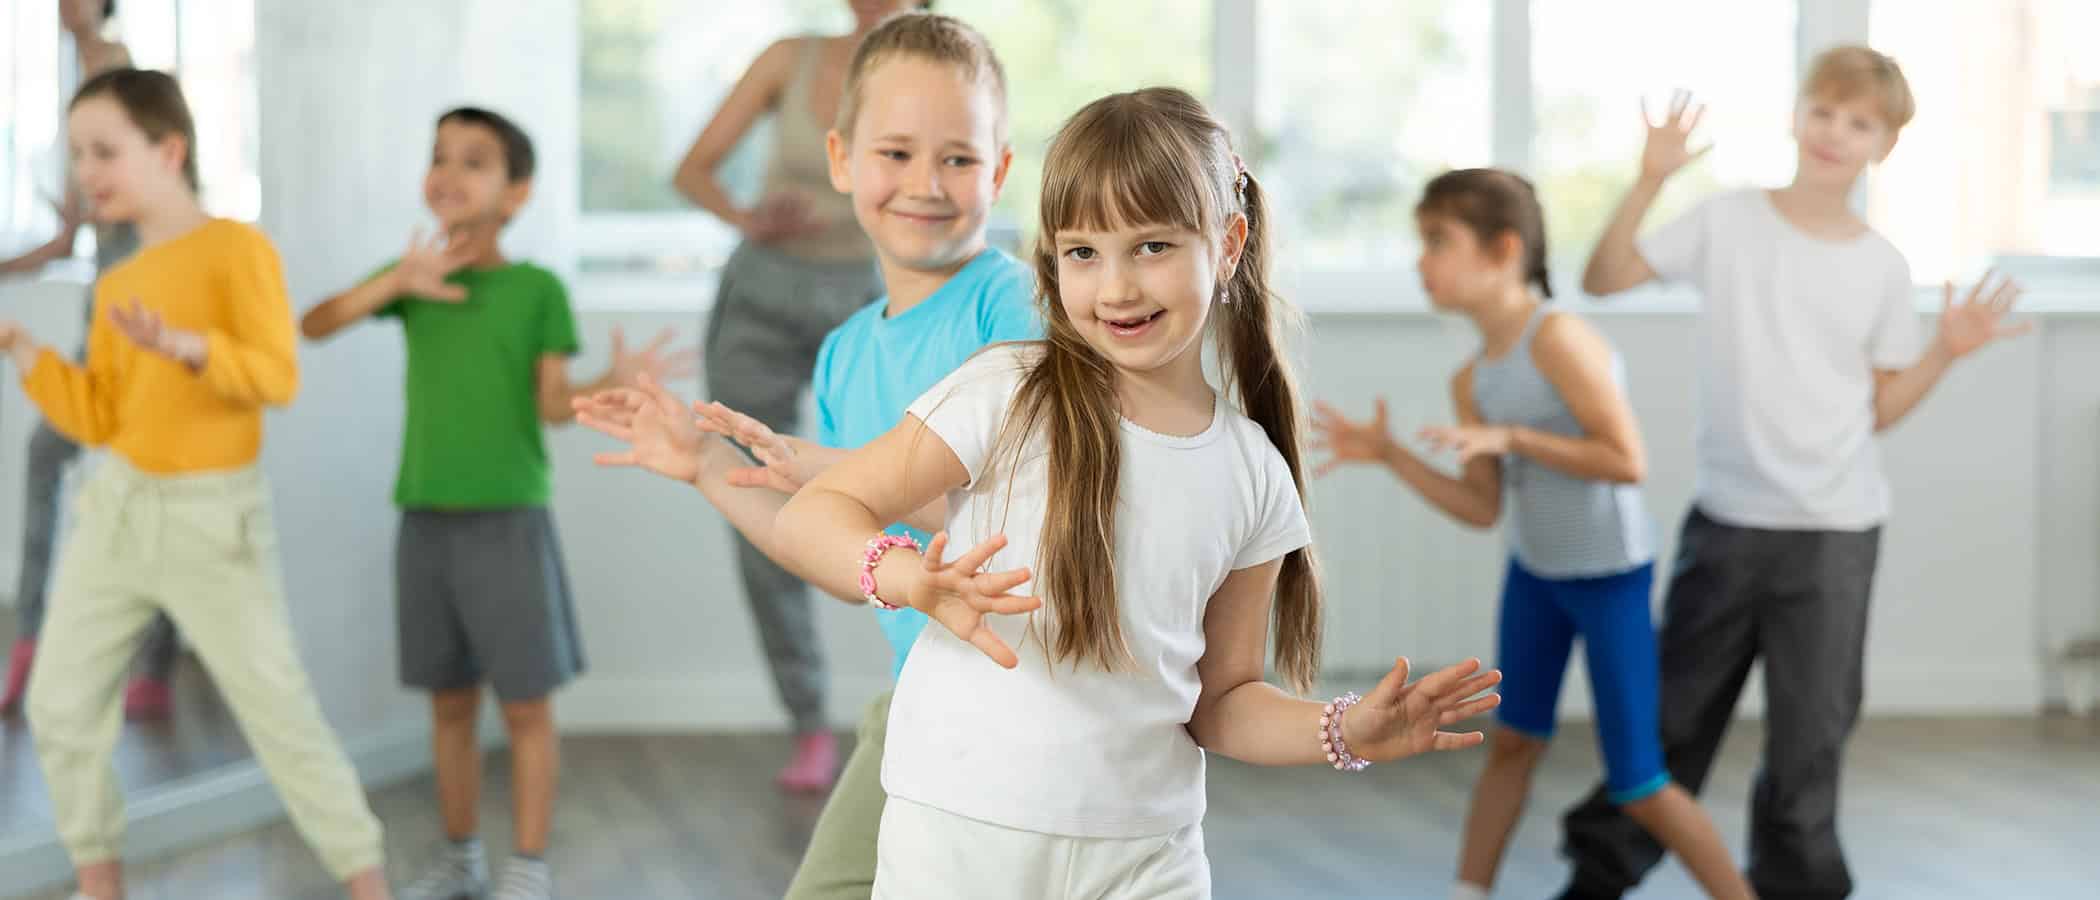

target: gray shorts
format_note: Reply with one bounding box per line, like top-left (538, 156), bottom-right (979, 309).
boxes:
top-left (395, 508), bottom-right (584, 702)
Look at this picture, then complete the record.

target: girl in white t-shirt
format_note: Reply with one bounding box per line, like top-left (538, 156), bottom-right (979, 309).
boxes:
top-left (760, 87), bottom-right (1500, 898)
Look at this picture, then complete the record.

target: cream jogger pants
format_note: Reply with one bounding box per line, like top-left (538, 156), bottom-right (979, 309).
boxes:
top-left (26, 456), bottom-right (383, 879)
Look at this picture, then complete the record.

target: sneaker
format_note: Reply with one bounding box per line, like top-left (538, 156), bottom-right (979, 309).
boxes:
top-left (1, 639), bottom-right (33, 716)
top-left (490, 857), bottom-right (552, 900)
top-left (122, 675), bottom-right (172, 721)
top-left (398, 841), bottom-right (489, 900)
top-left (775, 730), bottom-right (839, 792)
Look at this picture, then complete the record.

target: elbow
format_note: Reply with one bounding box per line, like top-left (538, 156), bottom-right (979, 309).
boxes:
top-left (263, 372), bottom-right (300, 407)
top-left (1612, 453), bottom-right (1647, 485)
top-left (298, 313), bottom-right (330, 342)
top-left (1463, 506), bottom-right (1500, 530)
top-left (1580, 267), bottom-right (1623, 299)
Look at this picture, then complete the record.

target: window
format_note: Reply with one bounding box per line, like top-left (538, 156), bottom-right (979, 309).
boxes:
top-left (1, 0), bottom-right (258, 263)
top-left (577, 0), bottom-right (844, 275)
top-left (1530, 0), bottom-right (1797, 271)
top-left (577, 0), bottom-right (1211, 274)
top-left (568, 0), bottom-right (2100, 307)
top-left (1253, 1), bottom-right (1492, 273)
top-left (947, 0), bottom-right (1212, 253)
top-left (1868, 0), bottom-right (2100, 283)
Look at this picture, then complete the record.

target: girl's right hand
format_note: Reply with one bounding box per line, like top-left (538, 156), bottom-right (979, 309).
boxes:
top-left (1311, 398), bottom-right (1398, 477)
top-left (574, 373), bottom-right (709, 484)
top-left (908, 532), bottom-right (1041, 669)
top-left (1639, 89), bottom-right (1711, 182)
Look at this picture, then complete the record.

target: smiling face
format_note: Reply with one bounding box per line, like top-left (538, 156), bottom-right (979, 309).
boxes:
top-left (423, 119), bottom-right (529, 229)
top-left (67, 94), bottom-right (185, 224)
top-left (1791, 89), bottom-right (1897, 190)
top-left (827, 56), bottom-right (1010, 274)
top-left (1051, 212), bottom-right (1243, 386)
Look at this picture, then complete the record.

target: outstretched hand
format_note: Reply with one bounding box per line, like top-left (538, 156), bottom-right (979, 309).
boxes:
top-left (1416, 424), bottom-right (1513, 466)
top-left (906, 532), bottom-right (1041, 669)
top-left (1311, 399), bottom-right (1399, 477)
top-left (694, 400), bottom-right (805, 494)
top-left (108, 298), bottom-right (206, 369)
top-left (604, 325), bottom-right (701, 388)
top-left (395, 228), bottom-right (477, 302)
top-left (1337, 657), bottom-right (1503, 763)
top-left (1640, 89), bottom-right (1710, 182)
top-left (574, 373), bottom-right (710, 484)
top-left (1935, 269), bottom-right (2030, 359)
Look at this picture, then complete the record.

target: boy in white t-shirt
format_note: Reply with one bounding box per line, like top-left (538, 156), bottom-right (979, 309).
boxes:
top-left (1557, 46), bottom-right (2027, 900)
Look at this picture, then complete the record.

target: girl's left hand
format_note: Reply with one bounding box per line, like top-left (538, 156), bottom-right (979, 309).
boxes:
top-left (109, 298), bottom-right (206, 369)
top-left (1418, 424), bottom-right (1512, 464)
top-left (694, 400), bottom-right (805, 494)
top-left (606, 325), bottom-right (701, 387)
top-left (1339, 657), bottom-right (1503, 763)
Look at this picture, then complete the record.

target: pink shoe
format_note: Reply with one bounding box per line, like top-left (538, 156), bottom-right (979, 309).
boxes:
top-left (776, 730), bottom-right (840, 792)
top-left (123, 676), bottom-right (172, 721)
top-left (1, 639), bottom-right (33, 716)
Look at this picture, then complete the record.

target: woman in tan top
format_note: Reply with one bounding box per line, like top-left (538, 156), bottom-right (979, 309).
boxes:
top-left (671, 0), bottom-right (926, 793)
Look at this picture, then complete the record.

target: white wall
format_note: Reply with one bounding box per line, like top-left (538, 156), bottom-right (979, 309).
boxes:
top-left (541, 301), bottom-right (2075, 731)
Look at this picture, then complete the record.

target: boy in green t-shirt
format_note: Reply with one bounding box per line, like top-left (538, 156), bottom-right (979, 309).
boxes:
top-left (301, 107), bottom-right (692, 900)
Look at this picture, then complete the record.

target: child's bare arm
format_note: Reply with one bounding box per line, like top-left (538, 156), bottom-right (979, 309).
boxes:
top-left (1506, 314), bottom-right (1646, 483)
top-left (1873, 275), bottom-right (2030, 431)
top-left (1583, 92), bottom-right (1708, 297)
top-left (300, 270), bottom-right (403, 340)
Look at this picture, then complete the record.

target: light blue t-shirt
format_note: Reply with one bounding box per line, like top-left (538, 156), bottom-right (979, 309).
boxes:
top-left (812, 247), bottom-right (1042, 676)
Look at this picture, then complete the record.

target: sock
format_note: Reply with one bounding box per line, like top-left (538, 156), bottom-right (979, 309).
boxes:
top-left (1451, 883), bottom-right (1490, 900)
top-left (450, 836), bottom-right (485, 861)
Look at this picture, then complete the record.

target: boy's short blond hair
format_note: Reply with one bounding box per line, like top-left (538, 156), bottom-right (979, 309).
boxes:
top-left (1802, 45), bottom-right (1915, 131)
top-left (832, 11), bottom-right (1008, 143)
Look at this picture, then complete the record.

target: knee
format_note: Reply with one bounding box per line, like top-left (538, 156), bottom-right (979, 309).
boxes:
top-left (499, 698), bottom-right (554, 735)
top-left (1487, 727), bottom-right (1549, 768)
top-left (430, 688), bottom-right (481, 728)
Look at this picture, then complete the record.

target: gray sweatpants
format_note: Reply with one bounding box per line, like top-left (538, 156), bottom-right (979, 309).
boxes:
top-left (13, 317), bottom-right (179, 680)
top-left (702, 242), bottom-right (880, 734)
top-left (1558, 506), bottom-right (1881, 900)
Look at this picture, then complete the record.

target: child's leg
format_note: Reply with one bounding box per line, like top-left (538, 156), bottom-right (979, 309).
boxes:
top-left (1574, 563), bottom-right (1753, 900)
top-left (701, 249), bottom-right (845, 755)
top-left (1744, 526), bottom-right (1879, 899)
top-left (12, 419), bottom-right (80, 640)
top-left (1456, 559), bottom-right (1576, 891)
top-left (499, 697), bottom-right (558, 855)
top-left (157, 475), bottom-right (384, 884)
top-left (1558, 510), bottom-right (1764, 898)
top-left (1619, 786), bottom-right (1751, 900)
top-left (784, 691), bottom-right (894, 900)
top-left (449, 508), bottom-right (582, 859)
top-left (25, 477), bottom-right (161, 881)
top-left (431, 687), bottom-right (485, 840)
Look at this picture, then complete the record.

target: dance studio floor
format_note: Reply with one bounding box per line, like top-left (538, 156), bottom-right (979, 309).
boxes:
top-left (14, 714), bottom-right (2094, 899)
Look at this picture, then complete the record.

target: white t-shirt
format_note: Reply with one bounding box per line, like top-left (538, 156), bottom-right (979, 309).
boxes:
top-left (1639, 188), bottom-right (1923, 531)
top-left (886, 342), bottom-right (1313, 838)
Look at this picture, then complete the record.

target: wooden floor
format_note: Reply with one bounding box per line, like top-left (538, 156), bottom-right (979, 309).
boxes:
top-left (15, 715), bottom-right (2096, 899)
top-left (0, 617), bottom-right (252, 838)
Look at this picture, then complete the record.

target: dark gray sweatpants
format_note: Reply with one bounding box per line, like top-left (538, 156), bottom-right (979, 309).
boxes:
top-left (702, 242), bottom-right (880, 734)
top-left (1559, 506), bottom-right (1881, 900)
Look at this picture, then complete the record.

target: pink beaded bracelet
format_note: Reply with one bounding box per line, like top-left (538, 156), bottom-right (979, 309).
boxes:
top-left (1319, 691), bottom-right (1372, 772)
top-left (858, 534), bottom-right (920, 611)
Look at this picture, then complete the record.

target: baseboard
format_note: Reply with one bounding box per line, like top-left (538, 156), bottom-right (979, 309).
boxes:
top-left (0, 721), bottom-right (500, 900)
top-left (555, 672), bottom-right (896, 734)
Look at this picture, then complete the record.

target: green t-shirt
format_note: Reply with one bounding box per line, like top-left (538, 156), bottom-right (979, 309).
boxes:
top-left (373, 261), bottom-right (580, 508)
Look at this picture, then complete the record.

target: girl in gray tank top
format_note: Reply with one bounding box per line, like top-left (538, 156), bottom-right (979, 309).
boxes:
top-left (1311, 170), bottom-right (1756, 899)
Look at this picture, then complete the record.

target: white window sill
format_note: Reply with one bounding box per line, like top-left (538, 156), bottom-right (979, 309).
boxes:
top-left (570, 269), bottom-right (2100, 317)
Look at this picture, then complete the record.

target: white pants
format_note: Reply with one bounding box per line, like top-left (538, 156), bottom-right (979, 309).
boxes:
top-left (872, 797), bottom-right (1210, 900)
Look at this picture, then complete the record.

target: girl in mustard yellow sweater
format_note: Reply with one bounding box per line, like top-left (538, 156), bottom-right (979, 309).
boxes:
top-left (0, 69), bottom-right (390, 900)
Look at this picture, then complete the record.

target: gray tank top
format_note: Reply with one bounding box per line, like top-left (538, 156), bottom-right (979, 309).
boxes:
top-left (758, 38), bottom-right (873, 262)
top-left (1470, 308), bottom-right (1653, 578)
